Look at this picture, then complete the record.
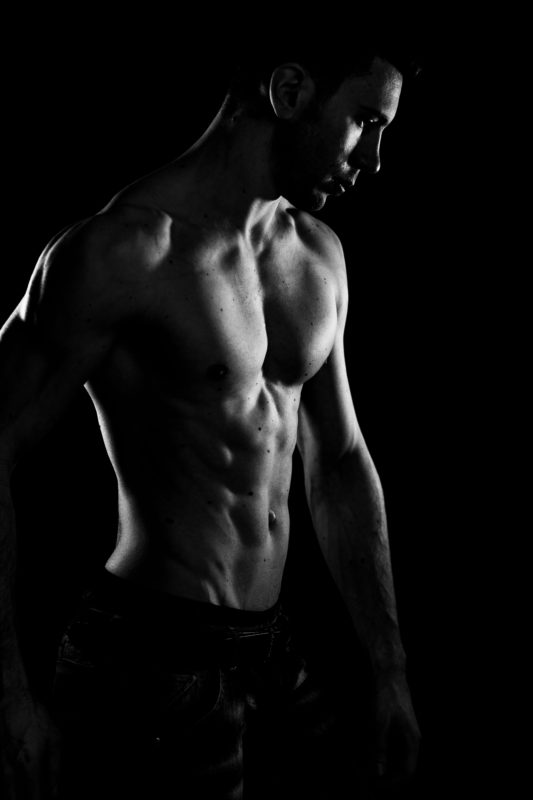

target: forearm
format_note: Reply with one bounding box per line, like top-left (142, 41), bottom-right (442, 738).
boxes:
top-left (306, 444), bottom-right (406, 676)
top-left (0, 471), bottom-right (29, 699)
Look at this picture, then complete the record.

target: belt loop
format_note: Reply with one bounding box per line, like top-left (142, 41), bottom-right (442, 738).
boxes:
top-left (266, 629), bottom-right (274, 662)
top-left (225, 631), bottom-right (240, 671)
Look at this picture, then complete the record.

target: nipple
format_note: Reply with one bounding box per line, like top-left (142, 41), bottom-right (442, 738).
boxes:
top-left (268, 510), bottom-right (277, 528)
top-left (207, 363), bottom-right (229, 381)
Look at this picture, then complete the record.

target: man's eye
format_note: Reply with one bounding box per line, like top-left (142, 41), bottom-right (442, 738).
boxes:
top-left (354, 117), bottom-right (378, 130)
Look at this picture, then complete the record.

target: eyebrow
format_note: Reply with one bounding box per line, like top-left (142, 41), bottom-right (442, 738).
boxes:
top-left (359, 105), bottom-right (392, 126)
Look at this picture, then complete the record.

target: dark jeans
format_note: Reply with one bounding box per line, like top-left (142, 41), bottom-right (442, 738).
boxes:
top-left (52, 571), bottom-right (369, 799)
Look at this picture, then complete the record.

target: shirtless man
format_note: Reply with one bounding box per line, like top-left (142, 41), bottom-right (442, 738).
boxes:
top-left (1, 42), bottom-right (421, 799)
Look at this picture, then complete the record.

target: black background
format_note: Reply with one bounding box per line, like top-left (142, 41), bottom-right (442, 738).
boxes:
top-left (2, 13), bottom-right (508, 799)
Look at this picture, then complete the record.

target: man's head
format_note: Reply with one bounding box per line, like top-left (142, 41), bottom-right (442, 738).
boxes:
top-left (267, 57), bottom-right (404, 211)
top-left (222, 28), bottom-right (421, 210)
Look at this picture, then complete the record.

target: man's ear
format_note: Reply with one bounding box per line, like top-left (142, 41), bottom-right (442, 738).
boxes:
top-left (267, 63), bottom-right (315, 120)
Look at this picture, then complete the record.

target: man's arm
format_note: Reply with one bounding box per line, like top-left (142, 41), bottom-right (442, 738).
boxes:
top-left (297, 239), bottom-right (420, 786)
top-left (0, 214), bottom-right (134, 798)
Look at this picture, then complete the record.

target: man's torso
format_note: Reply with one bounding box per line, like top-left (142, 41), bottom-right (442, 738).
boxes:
top-left (49, 170), bottom-right (344, 610)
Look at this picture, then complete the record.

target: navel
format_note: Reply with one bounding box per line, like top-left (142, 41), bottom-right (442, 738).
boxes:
top-left (268, 509), bottom-right (277, 528)
top-left (206, 363), bottom-right (229, 381)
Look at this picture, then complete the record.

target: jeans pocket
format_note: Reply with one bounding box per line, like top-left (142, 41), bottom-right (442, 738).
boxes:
top-left (155, 667), bottom-right (223, 731)
top-left (56, 628), bottom-right (97, 668)
top-left (53, 654), bottom-right (111, 734)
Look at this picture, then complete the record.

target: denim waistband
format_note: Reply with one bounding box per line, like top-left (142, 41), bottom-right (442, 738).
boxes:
top-left (80, 569), bottom-right (283, 632)
top-left (63, 570), bottom-right (289, 670)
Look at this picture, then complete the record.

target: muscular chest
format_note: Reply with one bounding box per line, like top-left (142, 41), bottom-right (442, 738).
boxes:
top-left (128, 242), bottom-right (338, 390)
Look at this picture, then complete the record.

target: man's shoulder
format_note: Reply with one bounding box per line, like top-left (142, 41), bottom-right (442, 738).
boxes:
top-left (25, 204), bottom-right (178, 327)
top-left (46, 203), bottom-right (174, 275)
top-left (283, 207), bottom-right (347, 302)
top-left (285, 207), bottom-right (345, 266)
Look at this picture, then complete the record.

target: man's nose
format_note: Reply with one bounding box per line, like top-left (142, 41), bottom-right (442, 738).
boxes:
top-left (350, 133), bottom-right (382, 175)
top-left (360, 150), bottom-right (381, 174)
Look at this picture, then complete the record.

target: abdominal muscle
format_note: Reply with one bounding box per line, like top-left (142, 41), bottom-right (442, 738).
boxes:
top-left (96, 374), bottom-right (301, 612)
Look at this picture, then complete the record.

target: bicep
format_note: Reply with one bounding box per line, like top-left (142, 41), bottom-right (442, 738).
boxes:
top-left (296, 225), bottom-right (367, 469)
top-left (298, 325), bottom-right (362, 473)
top-left (0, 236), bottom-right (116, 467)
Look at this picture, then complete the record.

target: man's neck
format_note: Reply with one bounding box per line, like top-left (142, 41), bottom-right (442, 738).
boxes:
top-left (169, 108), bottom-right (287, 247)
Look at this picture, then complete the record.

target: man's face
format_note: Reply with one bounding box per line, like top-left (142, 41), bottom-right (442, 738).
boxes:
top-left (272, 57), bottom-right (403, 212)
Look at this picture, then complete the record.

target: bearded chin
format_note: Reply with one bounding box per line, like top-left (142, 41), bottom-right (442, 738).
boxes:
top-left (289, 186), bottom-right (327, 212)
top-left (273, 156), bottom-right (327, 212)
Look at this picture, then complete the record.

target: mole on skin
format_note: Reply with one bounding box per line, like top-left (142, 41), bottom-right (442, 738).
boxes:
top-left (207, 363), bottom-right (229, 381)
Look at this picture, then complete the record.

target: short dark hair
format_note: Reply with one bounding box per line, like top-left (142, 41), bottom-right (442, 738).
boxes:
top-left (223, 20), bottom-right (424, 115)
